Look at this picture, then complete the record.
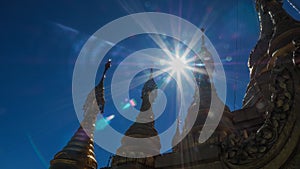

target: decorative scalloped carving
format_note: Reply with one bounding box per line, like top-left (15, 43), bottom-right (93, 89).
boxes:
top-left (221, 26), bottom-right (300, 167)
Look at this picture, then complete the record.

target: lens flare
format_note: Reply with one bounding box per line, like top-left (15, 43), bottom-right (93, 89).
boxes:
top-left (122, 98), bottom-right (137, 110)
top-left (96, 115), bottom-right (115, 131)
top-left (122, 103), bottom-right (131, 110)
top-left (27, 134), bottom-right (48, 168)
top-left (226, 56), bottom-right (233, 62)
top-left (129, 99), bottom-right (137, 107)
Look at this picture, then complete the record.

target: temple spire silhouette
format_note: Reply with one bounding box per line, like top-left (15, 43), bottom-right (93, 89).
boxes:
top-left (111, 68), bottom-right (161, 168)
top-left (49, 60), bottom-right (111, 169)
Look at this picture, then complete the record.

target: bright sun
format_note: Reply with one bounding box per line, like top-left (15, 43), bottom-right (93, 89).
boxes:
top-left (169, 56), bottom-right (188, 74)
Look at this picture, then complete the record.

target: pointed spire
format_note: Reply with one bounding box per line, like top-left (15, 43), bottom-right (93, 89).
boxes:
top-left (111, 68), bottom-right (161, 167)
top-left (144, 68), bottom-right (156, 91)
top-left (194, 28), bottom-right (207, 67)
top-left (198, 28), bottom-right (213, 71)
top-left (141, 69), bottom-right (158, 105)
top-left (200, 28), bottom-right (208, 51)
top-left (201, 28), bottom-right (205, 47)
top-left (174, 26), bottom-right (234, 151)
top-left (50, 60), bottom-right (112, 169)
top-left (193, 28), bottom-right (213, 88)
top-left (149, 68), bottom-right (153, 78)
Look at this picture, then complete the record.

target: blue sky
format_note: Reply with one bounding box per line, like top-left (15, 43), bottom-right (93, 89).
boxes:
top-left (0, 0), bottom-right (299, 168)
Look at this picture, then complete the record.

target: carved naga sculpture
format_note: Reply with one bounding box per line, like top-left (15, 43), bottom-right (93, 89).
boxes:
top-left (222, 0), bottom-right (300, 168)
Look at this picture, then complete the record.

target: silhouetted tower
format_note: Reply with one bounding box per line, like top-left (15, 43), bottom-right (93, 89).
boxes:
top-left (111, 69), bottom-right (161, 169)
top-left (172, 29), bottom-right (233, 153)
top-left (49, 60), bottom-right (111, 169)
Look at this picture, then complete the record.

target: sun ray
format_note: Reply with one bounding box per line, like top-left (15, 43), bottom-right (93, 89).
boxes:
top-left (111, 67), bottom-right (171, 97)
top-left (180, 31), bottom-right (203, 60)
